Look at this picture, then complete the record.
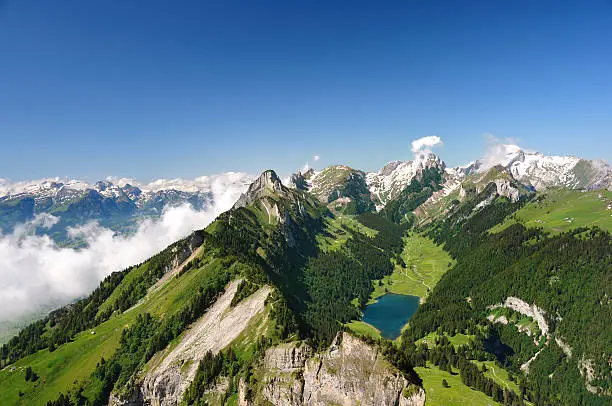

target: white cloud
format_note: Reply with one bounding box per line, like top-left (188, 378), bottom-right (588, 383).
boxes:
top-left (410, 135), bottom-right (444, 164)
top-left (411, 135), bottom-right (443, 154)
top-left (0, 179), bottom-right (248, 322)
top-left (481, 134), bottom-right (525, 169)
top-left (313, 155), bottom-right (320, 162)
top-left (11, 213), bottom-right (59, 238)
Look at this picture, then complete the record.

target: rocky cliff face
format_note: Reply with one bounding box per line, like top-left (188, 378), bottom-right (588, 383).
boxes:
top-left (109, 317), bottom-right (424, 406)
top-left (233, 170), bottom-right (291, 209)
top-left (165, 231), bottom-right (205, 272)
top-left (458, 166), bottom-right (529, 204)
top-left (259, 333), bottom-right (425, 406)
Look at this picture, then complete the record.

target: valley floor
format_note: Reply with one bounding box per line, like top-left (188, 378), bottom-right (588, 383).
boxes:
top-left (369, 234), bottom-right (455, 303)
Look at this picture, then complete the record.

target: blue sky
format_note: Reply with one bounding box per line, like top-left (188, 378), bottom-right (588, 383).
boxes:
top-left (0, 0), bottom-right (611, 181)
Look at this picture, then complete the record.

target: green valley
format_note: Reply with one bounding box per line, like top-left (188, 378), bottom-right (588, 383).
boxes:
top-left (369, 234), bottom-right (455, 301)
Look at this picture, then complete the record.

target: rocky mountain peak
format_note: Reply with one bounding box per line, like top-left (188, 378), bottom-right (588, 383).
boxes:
top-left (303, 168), bottom-right (315, 178)
top-left (448, 146), bottom-right (610, 191)
top-left (416, 153), bottom-right (445, 171)
top-left (380, 160), bottom-right (403, 176)
top-left (93, 181), bottom-right (112, 192)
top-left (233, 169), bottom-right (290, 209)
top-left (366, 153), bottom-right (447, 209)
top-left (250, 170), bottom-right (284, 193)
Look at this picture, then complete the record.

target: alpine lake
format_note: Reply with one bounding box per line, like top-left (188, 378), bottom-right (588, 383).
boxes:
top-left (361, 293), bottom-right (420, 339)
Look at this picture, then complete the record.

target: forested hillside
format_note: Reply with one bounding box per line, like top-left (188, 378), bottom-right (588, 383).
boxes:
top-left (402, 187), bottom-right (611, 405)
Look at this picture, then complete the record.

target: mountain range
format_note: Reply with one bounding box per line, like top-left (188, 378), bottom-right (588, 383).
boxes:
top-left (292, 145), bottom-right (609, 218)
top-left (0, 173), bottom-right (253, 244)
top-left (2, 145), bottom-right (608, 246)
top-left (0, 146), bottom-right (610, 406)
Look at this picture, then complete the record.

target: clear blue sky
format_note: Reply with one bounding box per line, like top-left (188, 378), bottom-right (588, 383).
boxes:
top-left (0, 0), bottom-right (611, 181)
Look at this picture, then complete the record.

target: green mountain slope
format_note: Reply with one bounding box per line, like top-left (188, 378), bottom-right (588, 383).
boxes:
top-left (490, 188), bottom-right (612, 234)
top-left (403, 191), bottom-right (611, 405)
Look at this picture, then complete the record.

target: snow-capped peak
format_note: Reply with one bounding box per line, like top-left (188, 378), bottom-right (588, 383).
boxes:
top-left (0, 177), bottom-right (90, 200)
top-left (452, 145), bottom-right (610, 191)
top-left (0, 172), bottom-right (254, 200)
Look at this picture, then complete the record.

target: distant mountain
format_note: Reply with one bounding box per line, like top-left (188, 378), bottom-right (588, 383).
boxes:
top-left (0, 173), bottom-right (253, 244)
top-left (455, 144), bottom-right (610, 191)
top-left (4, 146), bottom-right (609, 247)
top-left (288, 148), bottom-right (609, 223)
top-left (366, 153), bottom-right (446, 209)
top-left (293, 165), bottom-right (375, 214)
top-left (405, 147), bottom-right (610, 226)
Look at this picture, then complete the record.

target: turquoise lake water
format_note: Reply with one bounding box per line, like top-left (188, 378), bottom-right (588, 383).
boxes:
top-left (362, 293), bottom-right (420, 339)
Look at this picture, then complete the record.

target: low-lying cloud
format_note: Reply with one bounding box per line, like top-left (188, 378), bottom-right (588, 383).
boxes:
top-left (0, 179), bottom-right (249, 323)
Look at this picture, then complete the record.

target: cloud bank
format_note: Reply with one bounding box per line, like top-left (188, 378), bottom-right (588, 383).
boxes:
top-left (0, 178), bottom-right (248, 322)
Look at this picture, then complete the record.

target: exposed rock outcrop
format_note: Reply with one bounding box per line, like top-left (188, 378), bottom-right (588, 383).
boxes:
top-left (289, 171), bottom-right (310, 191)
top-left (498, 297), bottom-right (549, 337)
top-left (459, 171), bottom-right (523, 204)
top-left (366, 153), bottom-right (446, 209)
top-left (493, 178), bottom-right (521, 202)
top-left (233, 170), bottom-right (290, 209)
top-left (265, 342), bottom-right (314, 372)
top-left (488, 297), bottom-right (549, 346)
top-left (112, 281), bottom-right (272, 406)
top-left (261, 333), bottom-right (425, 406)
top-left (166, 231), bottom-right (205, 272)
top-left (262, 342), bottom-right (314, 406)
